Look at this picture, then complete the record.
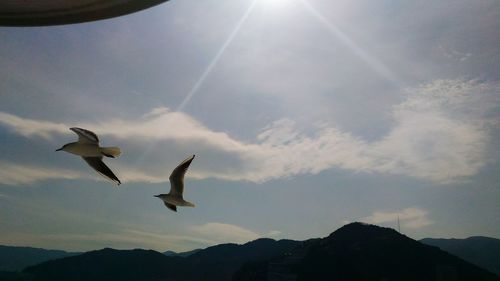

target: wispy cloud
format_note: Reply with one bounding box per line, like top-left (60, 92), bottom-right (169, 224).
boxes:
top-left (0, 79), bottom-right (497, 185)
top-left (0, 161), bottom-right (90, 185)
top-left (190, 222), bottom-right (261, 244)
top-left (361, 207), bottom-right (434, 229)
top-left (0, 112), bottom-right (68, 140)
top-left (0, 222), bottom-right (270, 252)
top-left (0, 229), bottom-right (210, 252)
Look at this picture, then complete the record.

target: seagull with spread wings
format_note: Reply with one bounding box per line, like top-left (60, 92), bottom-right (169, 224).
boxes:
top-left (155, 155), bottom-right (196, 212)
top-left (56, 127), bottom-right (121, 185)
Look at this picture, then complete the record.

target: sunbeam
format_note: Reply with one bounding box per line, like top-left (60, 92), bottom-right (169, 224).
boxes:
top-left (176, 0), bottom-right (259, 112)
top-left (133, 0), bottom-right (258, 168)
top-left (299, 0), bottom-right (403, 87)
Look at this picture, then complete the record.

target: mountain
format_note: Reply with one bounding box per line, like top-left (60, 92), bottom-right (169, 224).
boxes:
top-left (163, 248), bottom-right (201, 257)
top-left (24, 248), bottom-right (184, 281)
top-left (184, 238), bottom-right (301, 281)
top-left (0, 245), bottom-right (79, 271)
top-left (233, 223), bottom-right (500, 281)
top-left (23, 239), bottom-right (301, 281)
top-left (19, 224), bottom-right (500, 281)
top-left (0, 271), bottom-right (34, 281)
top-left (421, 236), bottom-right (500, 276)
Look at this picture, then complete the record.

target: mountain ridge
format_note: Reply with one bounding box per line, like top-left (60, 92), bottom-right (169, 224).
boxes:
top-left (1, 223), bottom-right (498, 281)
top-left (421, 236), bottom-right (500, 276)
top-left (0, 245), bottom-right (79, 271)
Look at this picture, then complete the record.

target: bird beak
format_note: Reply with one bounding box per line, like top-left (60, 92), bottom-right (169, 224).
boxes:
top-left (154, 195), bottom-right (159, 197)
top-left (55, 148), bottom-right (63, 152)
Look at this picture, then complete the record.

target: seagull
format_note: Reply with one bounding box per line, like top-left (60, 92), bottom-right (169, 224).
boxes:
top-left (56, 127), bottom-right (121, 185)
top-left (155, 155), bottom-right (196, 212)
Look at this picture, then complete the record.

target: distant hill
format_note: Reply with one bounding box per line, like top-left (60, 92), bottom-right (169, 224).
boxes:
top-left (421, 236), bottom-right (500, 276)
top-left (24, 248), bottom-right (183, 281)
top-left (0, 245), bottom-right (78, 271)
top-left (233, 223), bottom-right (500, 281)
top-left (24, 239), bottom-right (301, 281)
top-left (0, 271), bottom-right (34, 281)
top-left (184, 238), bottom-right (301, 281)
top-left (17, 224), bottom-right (500, 281)
top-left (163, 248), bottom-right (201, 257)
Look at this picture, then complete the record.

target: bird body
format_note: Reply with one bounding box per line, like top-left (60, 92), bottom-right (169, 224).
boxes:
top-left (56, 127), bottom-right (121, 185)
top-left (155, 155), bottom-right (196, 212)
top-left (58, 142), bottom-right (101, 157)
top-left (59, 142), bottom-right (120, 158)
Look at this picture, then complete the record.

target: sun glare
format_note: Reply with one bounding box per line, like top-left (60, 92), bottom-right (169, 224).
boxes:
top-left (260, 0), bottom-right (291, 9)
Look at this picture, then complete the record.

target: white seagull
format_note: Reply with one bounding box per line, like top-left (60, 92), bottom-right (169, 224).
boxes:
top-left (155, 155), bottom-right (196, 212)
top-left (56, 127), bottom-right (121, 185)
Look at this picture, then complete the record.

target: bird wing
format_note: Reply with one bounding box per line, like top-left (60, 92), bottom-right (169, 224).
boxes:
top-left (168, 155), bottom-right (195, 197)
top-left (164, 202), bottom-right (177, 212)
top-left (70, 127), bottom-right (99, 144)
top-left (82, 157), bottom-right (121, 185)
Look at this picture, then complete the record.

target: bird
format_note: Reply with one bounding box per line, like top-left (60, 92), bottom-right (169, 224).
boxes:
top-left (56, 127), bottom-right (121, 185)
top-left (155, 155), bottom-right (196, 212)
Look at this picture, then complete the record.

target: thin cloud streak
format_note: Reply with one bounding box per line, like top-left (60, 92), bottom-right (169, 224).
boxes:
top-left (0, 222), bottom-right (270, 252)
top-left (361, 207), bottom-right (434, 229)
top-left (0, 161), bottom-right (91, 185)
top-left (0, 229), bottom-right (210, 252)
top-left (0, 79), bottom-right (497, 185)
top-left (189, 222), bottom-right (261, 244)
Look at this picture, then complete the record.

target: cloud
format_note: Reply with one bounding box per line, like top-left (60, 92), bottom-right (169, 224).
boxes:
top-left (0, 161), bottom-right (91, 185)
top-left (361, 207), bottom-right (434, 229)
top-left (0, 222), bottom-right (275, 252)
top-left (0, 229), bottom-right (211, 252)
top-left (267, 230), bottom-right (282, 236)
top-left (0, 79), bottom-right (497, 185)
top-left (189, 222), bottom-right (260, 244)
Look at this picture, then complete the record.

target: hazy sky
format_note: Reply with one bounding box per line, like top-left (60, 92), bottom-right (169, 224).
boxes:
top-left (0, 0), bottom-right (499, 252)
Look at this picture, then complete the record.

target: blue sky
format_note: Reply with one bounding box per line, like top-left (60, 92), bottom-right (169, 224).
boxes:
top-left (0, 0), bottom-right (499, 252)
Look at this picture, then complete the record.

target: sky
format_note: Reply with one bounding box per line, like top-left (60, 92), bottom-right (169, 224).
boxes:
top-left (0, 0), bottom-right (499, 252)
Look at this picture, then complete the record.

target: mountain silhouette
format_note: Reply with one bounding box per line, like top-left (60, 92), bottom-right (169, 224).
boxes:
top-left (163, 249), bottom-right (201, 257)
top-left (23, 239), bottom-right (301, 281)
top-left (233, 223), bottom-right (500, 281)
top-left (0, 245), bottom-right (78, 271)
top-left (15, 223), bottom-right (500, 281)
top-left (421, 236), bottom-right (500, 276)
top-left (24, 248), bottom-right (184, 281)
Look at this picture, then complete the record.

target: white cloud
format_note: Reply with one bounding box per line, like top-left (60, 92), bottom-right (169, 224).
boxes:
top-left (189, 222), bottom-right (260, 244)
top-left (361, 207), bottom-right (434, 229)
top-left (266, 230), bottom-right (282, 237)
top-left (0, 161), bottom-right (91, 185)
top-left (0, 229), bottom-right (210, 252)
top-left (0, 112), bottom-right (68, 140)
top-left (0, 79), bottom-right (497, 185)
top-left (0, 222), bottom-right (276, 252)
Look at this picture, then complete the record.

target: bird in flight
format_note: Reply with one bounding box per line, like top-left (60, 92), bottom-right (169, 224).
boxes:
top-left (155, 155), bottom-right (196, 212)
top-left (56, 127), bottom-right (121, 185)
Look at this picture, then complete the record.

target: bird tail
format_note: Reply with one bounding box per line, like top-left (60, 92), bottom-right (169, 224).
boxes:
top-left (101, 147), bottom-right (121, 158)
top-left (184, 201), bottom-right (195, 207)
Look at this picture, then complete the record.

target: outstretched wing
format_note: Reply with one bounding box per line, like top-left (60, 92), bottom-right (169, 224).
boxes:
top-left (82, 157), bottom-right (121, 185)
top-left (164, 202), bottom-right (177, 212)
top-left (70, 127), bottom-right (99, 144)
top-left (168, 155), bottom-right (195, 197)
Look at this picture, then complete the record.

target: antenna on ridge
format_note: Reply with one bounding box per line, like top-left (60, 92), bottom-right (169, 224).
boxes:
top-left (397, 215), bottom-right (401, 233)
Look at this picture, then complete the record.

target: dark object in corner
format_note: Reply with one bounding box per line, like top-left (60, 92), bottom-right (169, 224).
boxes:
top-left (0, 0), bottom-right (170, 27)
